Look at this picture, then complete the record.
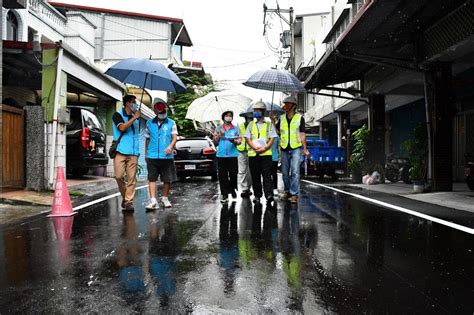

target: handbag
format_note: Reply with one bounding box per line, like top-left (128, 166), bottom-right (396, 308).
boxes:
top-left (108, 132), bottom-right (124, 159)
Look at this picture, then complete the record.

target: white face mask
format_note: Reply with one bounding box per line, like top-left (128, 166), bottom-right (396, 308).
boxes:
top-left (131, 102), bottom-right (139, 112)
top-left (224, 116), bottom-right (233, 123)
top-left (157, 113), bottom-right (167, 120)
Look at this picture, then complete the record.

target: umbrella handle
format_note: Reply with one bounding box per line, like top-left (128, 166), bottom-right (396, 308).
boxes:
top-left (270, 82), bottom-right (275, 118)
top-left (138, 72), bottom-right (149, 110)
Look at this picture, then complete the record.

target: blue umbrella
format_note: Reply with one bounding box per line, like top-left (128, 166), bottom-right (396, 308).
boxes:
top-left (239, 100), bottom-right (284, 117)
top-left (105, 58), bottom-right (186, 94)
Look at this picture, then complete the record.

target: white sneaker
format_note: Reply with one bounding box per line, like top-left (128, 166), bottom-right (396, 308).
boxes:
top-left (145, 198), bottom-right (159, 210)
top-left (161, 196), bottom-right (172, 208)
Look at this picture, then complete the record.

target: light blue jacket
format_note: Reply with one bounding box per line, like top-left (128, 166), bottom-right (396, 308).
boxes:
top-left (146, 117), bottom-right (175, 159)
top-left (216, 124), bottom-right (239, 158)
top-left (113, 110), bottom-right (140, 156)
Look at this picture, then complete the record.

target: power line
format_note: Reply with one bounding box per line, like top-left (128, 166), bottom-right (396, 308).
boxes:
top-left (206, 54), bottom-right (276, 69)
top-left (191, 44), bottom-right (267, 54)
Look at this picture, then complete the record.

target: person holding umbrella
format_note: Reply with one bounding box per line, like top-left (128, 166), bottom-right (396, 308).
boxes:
top-left (214, 111), bottom-right (241, 203)
top-left (112, 95), bottom-right (141, 211)
top-left (144, 99), bottom-right (178, 210)
top-left (245, 100), bottom-right (278, 205)
top-left (277, 96), bottom-right (310, 204)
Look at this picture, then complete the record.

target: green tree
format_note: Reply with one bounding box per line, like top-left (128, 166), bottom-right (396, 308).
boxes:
top-left (169, 74), bottom-right (215, 137)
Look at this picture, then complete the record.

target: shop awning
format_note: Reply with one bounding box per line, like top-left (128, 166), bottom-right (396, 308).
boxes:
top-left (304, 0), bottom-right (473, 90)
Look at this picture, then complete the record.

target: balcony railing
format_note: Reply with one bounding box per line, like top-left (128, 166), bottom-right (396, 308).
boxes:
top-left (28, 0), bottom-right (66, 30)
top-left (324, 0), bottom-right (369, 48)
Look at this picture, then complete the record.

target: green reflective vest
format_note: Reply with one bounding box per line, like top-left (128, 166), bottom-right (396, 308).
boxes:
top-left (247, 121), bottom-right (272, 157)
top-left (280, 113), bottom-right (302, 149)
top-left (236, 123), bottom-right (247, 152)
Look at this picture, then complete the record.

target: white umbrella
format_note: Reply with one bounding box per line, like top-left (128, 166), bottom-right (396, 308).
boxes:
top-left (185, 91), bottom-right (251, 123)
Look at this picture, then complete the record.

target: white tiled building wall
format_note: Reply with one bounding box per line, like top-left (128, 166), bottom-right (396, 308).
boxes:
top-left (44, 123), bottom-right (67, 187)
top-left (106, 135), bottom-right (115, 177)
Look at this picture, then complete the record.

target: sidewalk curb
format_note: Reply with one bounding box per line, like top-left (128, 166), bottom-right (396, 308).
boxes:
top-left (0, 179), bottom-right (150, 228)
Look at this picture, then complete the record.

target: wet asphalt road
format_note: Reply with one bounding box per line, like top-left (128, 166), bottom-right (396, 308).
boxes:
top-left (1, 178), bottom-right (474, 314)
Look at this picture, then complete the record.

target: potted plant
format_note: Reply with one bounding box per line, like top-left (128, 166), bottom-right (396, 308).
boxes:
top-left (402, 124), bottom-right (428, 193)
top-left (349, 125), bottom-right (370, 183)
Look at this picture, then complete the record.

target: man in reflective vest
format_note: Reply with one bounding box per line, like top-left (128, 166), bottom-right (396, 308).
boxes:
top-left (112, 94), bottom-right (141, 211)
top-left (245, 100), bottom-right (278, 205)
top-left (236, 113), bottom-right (253, 198)
top-left (277, 96), bottom-right (310, 204)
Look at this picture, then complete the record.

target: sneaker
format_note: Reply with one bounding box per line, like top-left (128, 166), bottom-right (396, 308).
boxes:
top-left (290, 195), bottom-right (298, 204)
top-left (145, 198), bottom-right (159, 211)
top-left (220, 195), bottom-right (228, 203)
top-left (280, 192), bottom-right (290, 200)
top-left (241, 190), bottom-right (252, 198)
top-left (161, 197), bottom-right (172, 208)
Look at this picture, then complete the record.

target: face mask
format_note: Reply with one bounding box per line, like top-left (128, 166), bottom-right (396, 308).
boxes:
top-left (131, 102), bottom-right (139, 113)
top-left (254, 112), bottom-right (262, 119)
top-left (157, 113), bottom-right (167, 120)
top-left (224, 116), bottom-right (233, 123)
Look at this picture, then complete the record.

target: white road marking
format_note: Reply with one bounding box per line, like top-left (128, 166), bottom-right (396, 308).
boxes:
top-left (302, 180), bottom-right (474, 235)
top-left (72, 184), bottom-right (148, 211)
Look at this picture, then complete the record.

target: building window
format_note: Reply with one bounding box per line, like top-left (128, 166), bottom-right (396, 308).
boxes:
top-left (6, 11), bottom-right (19, 41)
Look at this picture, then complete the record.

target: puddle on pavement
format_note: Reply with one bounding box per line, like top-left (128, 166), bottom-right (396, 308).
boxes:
top-left (0, 180), bottom-right (473, 313)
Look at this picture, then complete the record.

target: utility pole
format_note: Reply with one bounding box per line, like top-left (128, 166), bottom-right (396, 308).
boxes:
top-left (263, 4), bottom-right (295, 74)
top-left (289, 7), bottom-right (294, 74)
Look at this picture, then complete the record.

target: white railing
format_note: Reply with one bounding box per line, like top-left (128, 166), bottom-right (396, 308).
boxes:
top-left (28, 0), bottom-right (66, 29)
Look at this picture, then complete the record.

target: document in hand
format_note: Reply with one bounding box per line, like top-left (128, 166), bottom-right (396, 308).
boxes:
top-left (254, 138), bottom-right (267, 149)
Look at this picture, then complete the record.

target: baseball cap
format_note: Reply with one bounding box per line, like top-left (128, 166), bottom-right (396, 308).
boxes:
top-left (153, 100), bottom-right (167, 113)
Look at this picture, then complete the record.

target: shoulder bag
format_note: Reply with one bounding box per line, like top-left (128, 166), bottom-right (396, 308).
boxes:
top-left (108, 132), bottom-right (124, 159)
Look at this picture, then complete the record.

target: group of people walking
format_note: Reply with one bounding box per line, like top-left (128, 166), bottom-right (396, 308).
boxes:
top-left (111, 94), bottom-right (309, 211)
top-left (112, 95), bottom-right (177, 211)
top-left (214, 96), bottom-right (310, 205)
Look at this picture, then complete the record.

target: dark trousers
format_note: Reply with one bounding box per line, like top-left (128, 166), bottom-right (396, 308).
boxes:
top-left (249, 155), bottom-right (273, 199)
top-left (271, 161), bottom-right (278, 189)
top-left (217, 157), bottom-right (238, 196)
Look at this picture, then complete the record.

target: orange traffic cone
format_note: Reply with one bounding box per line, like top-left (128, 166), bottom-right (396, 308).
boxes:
top-left (48, 166), bottom-right (77, 217)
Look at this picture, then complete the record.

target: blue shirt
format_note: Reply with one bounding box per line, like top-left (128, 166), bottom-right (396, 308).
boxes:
top-left (272, 137), bottom-right (280, 162)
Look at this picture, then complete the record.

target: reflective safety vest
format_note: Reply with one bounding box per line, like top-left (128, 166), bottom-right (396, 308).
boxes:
top-left (280, 113), bottom-right (302, 150)
top-left (247, 121), bottom-right (272, 157)
top-left (236, 123), bottom-right (248, 152)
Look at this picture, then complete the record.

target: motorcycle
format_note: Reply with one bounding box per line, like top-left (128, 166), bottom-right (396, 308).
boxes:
top-left (385, 154), bottom-right (411, 184)
top-left (465, 157), bottom-right (474, 191)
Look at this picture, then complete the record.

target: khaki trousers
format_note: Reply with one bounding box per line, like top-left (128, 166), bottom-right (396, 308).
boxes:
top-left (114, 153), bottom-right (138, 205)
top-left (238, 151), bottom-right (252, 191)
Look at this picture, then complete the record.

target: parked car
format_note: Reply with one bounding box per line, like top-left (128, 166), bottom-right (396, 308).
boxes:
top-left (66, 107), bottom-right (108, 177)
top-left (174, 137), bottom-right (218, 181)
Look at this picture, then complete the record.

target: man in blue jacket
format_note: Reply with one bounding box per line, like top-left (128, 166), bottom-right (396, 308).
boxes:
top-left (144, 99), bottom-right (178, 210)
top-left (112, 95), bottom-right (141, 211)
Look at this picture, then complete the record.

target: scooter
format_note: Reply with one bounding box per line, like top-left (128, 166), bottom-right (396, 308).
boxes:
top-left (385, 154), bottom-right (411, 184)
top-left (465, 157), bottom-right (474, 191)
